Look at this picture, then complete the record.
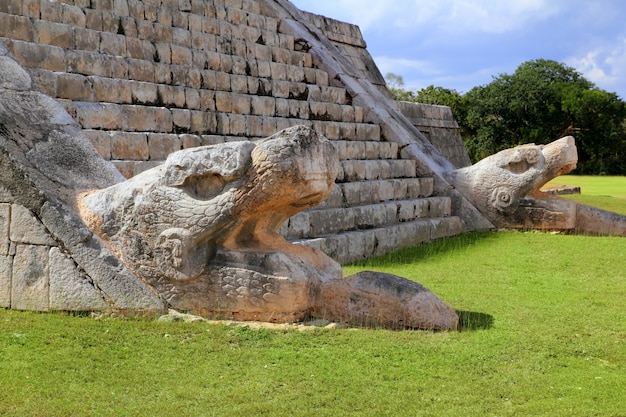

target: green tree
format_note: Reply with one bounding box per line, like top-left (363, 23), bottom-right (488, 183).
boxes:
top-left (384, 72), bottom-right (416, 101)
top-left (461, 59), bottom-right (626, 174)
top-left (415, 85), bottom-right (466, 123)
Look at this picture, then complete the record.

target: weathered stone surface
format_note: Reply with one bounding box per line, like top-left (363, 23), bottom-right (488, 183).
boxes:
top-left (319, 271), bottom-right (458, 330)
top-left (9, 204), bottom-right (56, 246)
top-left (49, 247), bottom-right (108, 311)
top-left (0, 254), bottom-right (11, 307)
top-left (11, 244), bottom-right (50, 311)
top-left (0, 203), bottom-right (9, 255)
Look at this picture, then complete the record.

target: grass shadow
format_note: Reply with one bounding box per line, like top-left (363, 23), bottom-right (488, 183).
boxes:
top-left (456, 310), bottom-right (494, 331)
top-left (348, 230), bottom-right (498, 268)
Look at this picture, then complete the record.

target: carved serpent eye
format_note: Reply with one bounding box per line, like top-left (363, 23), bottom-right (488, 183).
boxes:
top-left (489, 187), bottom-right (518, 213)
top-left (507, 148), bottom-right (541, 174)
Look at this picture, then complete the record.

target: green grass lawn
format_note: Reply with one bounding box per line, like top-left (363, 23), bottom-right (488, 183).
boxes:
top-left (1, 177), bottom-right (625, 416)
top-left (546, 175), bottom-right (626, 215)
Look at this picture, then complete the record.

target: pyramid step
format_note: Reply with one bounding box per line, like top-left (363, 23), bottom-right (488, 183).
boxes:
top-left (337, 159), bottom-right (417, 182)
top-left (281, 196), bottom-right (453, 239)
top-left (316, 177), bottom-right (435, 210)
top-left (331, 140), bottom-right (398, 160)
top-left (293, 217), bottom-right (466, 264)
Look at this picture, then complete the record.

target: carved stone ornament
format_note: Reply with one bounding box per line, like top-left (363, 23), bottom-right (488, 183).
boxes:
top-left (80, 126), bottom-right (459, 329)
top-left (446, 137), bottom-right (626, 235)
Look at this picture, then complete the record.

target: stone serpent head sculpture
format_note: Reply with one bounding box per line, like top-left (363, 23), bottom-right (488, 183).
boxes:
top-left (81, 125), bottom-right (340, 282)
top-left (446, 136), bottom-right (626, 235)
top-left (80, 125), bottom-right (459, 328)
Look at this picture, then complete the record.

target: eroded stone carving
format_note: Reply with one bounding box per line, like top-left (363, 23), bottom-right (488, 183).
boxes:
top-left (447, 136), bottom-right (626, 235)
top-left (80, 126), bottom-right (458, 328)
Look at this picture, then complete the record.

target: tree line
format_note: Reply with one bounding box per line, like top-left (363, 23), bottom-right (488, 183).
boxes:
top-left (386, 59), bottom-right (626, 175)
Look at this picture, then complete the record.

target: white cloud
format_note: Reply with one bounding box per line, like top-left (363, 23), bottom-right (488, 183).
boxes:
top-left (567, 38), bottom-right (626, 97)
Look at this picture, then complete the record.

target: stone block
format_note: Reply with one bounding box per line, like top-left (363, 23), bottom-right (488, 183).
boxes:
top-left (229, 114), bottom-right (247, 136)
top-left (40, 0), bottom-right (63, 22)
top-left (392, 179), bottom-right (409, 200)
top-left (112, 161), bottom-right (135, 178)
top-left (414, 199), bottom-right (430, 218)
top-left (354, 205), bottom-right (388, 229)
top-left (99, 32), bottom-right (127, 57)
top-left (285, 212), bottom-right (310, 239)
top-left (251, 96), bottom-right (275, 116)
top-left (0, 255), bottom-right (11, 308)
top-left (56, 72), bottom-right (93, 101)
top-left (127, 58), bottom-right (155, 82)
top-left (181, 134), bottom-right (201, 149)
top-left (10, 205), bottom-right (56, 246)
top-left (11, 41), bottom-right (65, 72)
top-left (111, 132), bottom-right (149, 160)
top-left (85, 9), bottom-right (103, 31)
top-left (340, 182), bottom-right (362, 206)
top-left (430, 197), bottom-right (452, 218)
top-left (229, 75), bottom-right (248, 94)
top-left (185, 87), bottom-right (200, 110)
top-left (74, 28), bottom-right (99, 51)
top-left (270, 62), bottom-right (287, 81)
top-left (420, 178), bottom-right (434, 197)
top-left (90, 76), bottom-right (131, 103)
top-left (0, 204), bottom-right (9, 255)
top-left (413, 220), bottom-right (434, 245)
top-left (154, 43), bottom-right (172, 64)
top-left (377, 180), bottom-right (394, 202)
top-left (128, 0), bottom-right (144, 19)
top-left (215, 113), bottom-right (230, 135)
top-left (215, 71), bottom-right (231, 91)
top-left (11, 244), bottom-right (50, 311)
top-left (75, 102), bottom-right (123, 130)
top-left (102, 11), bottom-right (121, 33)
top-left (215, 91), bottom-right (233, 113)
top-left (429, 219), bottom-right (450, 240)
top-left (126, 37), bottom-right (144, 60)
top-left (171, 108), bottom-right (191, 132)
top-left (0, 13), bottom-right (34, 42)
top-left (309, 208), bottom-right (355, 236)
top-left (275, 98), bottom-right (289, 117)
top-left (231, 54), bottom-right (247, 76)
top-left (61, 3), bottom-right (87, 26)
top-left (397, 201), bottom-right (416, 222)
top-left (148, 133), bottom-right (181, 160)
top-left (0, 0), bottom-right (21, 14)
top-left (189, 111), bottom-right (214, 134)
top-left (84, 129), bottom-right (112, 160)
top-left (49, 247), bottom-right (108, 311)
top-left (125, 105), bottom-right (173, 132)
top-left (171, 45), bottom-right (192, 65)
top-left (324, 123), bottom-right (341, 140)
top-left (65, 50), bottom-right (106, 76)
top-left (157, 85), bottom-right (186, 108)
top-left (113, 0), bottom-right (130, 16)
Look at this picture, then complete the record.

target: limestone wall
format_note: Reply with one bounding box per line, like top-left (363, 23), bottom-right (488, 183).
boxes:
top-left (0, 0), bottom-right (479, 267)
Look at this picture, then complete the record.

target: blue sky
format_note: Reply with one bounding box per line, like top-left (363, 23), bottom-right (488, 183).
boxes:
top-left (290, 0), bottom-right (626, 100)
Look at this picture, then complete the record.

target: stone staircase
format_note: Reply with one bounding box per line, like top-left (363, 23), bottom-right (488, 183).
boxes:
top-left (282, 134), bottom-right (463, 263)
